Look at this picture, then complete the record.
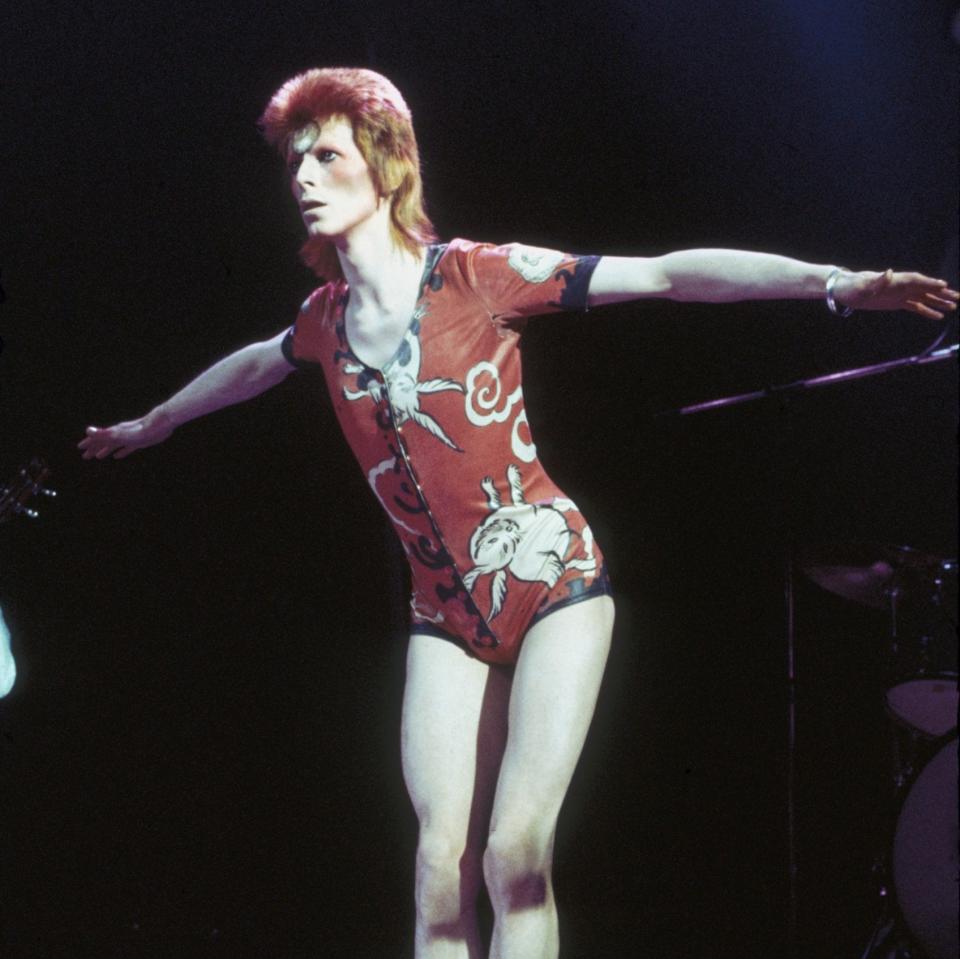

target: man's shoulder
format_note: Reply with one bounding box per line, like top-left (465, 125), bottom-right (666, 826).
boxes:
top-left (299, 279), bottom-right (348, 317)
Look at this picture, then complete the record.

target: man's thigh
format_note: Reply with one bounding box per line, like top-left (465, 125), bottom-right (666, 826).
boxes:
top-left (402, 633), bottom-right (511, 836)
top-left (490, 595), bottom-right (615, 834)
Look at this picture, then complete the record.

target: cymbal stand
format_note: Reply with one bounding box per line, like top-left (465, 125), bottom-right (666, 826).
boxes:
top-left (784, 547), bottom-right (798, 952)
top-left (858, 580), bottom-right (917, 959)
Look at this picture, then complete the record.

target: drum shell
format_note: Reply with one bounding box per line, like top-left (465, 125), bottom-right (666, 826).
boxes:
top-left (892, 738), bottom-right (959, 959)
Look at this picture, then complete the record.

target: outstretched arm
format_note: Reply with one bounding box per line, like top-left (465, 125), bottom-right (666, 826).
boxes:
top-left (587, 250), bottom-right (959, 319)
top-left (78, 329), bottom-right (296, 460)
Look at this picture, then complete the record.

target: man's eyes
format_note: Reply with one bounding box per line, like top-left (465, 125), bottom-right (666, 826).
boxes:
top-left (288, 149), bottom-right (337, 174)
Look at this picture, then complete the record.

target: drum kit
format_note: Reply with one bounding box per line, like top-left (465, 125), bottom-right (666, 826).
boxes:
top-left (664, 336), bottom-right (958, 957)
top-left (801, 544), bottom-right (958, 959)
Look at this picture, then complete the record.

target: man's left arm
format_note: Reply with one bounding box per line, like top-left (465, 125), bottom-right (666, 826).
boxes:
top-left (587, 250), bottom-right (959, 319)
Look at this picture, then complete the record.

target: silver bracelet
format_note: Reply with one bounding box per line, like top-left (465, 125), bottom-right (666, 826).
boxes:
top-left (825, 267), bottom-right (854, 317)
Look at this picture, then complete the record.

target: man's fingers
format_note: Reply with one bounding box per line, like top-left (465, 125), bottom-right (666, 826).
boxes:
top-left (924, 293), bottom-right (958, 310)
top-left (908, 300), bottom-right (943, 320)
top-left (77, 428), bottom-right (98, 449)
top-left (932, 286), bottom-right (959, 301)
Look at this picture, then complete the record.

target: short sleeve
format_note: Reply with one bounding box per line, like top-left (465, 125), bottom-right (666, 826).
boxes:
top-left (455, 240), bottom-right (600, 323)
top-left (280, 327), bottom-right (299, 366)
top-left (281, 326), bottom-right (319, 370)
top-left (280, 289), bottom-right (331, 368)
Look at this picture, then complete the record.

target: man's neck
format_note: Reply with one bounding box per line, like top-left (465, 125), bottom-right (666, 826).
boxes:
top-left (335, 206), bottom-right (425, 315)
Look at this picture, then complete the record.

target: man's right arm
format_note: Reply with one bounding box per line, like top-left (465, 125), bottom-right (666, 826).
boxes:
top-left (78, 329), bottom-right (296, 460)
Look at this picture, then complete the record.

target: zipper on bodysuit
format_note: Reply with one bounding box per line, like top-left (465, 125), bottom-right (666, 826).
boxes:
top-left (376, 371), bottom-right (499, 650)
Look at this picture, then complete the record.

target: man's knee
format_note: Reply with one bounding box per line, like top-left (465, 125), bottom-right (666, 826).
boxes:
top-left (415, 830), bottom-right (481, 927)
top-left (482, 826), bottom-right (553, 911)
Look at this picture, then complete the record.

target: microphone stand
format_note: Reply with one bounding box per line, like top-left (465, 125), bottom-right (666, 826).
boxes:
top-left (660, 344), bottom-right (957, 418)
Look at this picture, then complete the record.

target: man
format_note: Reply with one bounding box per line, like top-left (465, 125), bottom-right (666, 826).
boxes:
top-left (79, 67), bottom-right (957, 958)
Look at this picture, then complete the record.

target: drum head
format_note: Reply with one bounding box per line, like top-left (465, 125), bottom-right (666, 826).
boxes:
top-left (893, 739), bottom-right (959, 959)
top-left (887, 676), bottom-right (959, 737)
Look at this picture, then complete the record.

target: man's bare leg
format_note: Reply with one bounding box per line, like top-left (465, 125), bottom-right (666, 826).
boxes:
top-left (402, 633), bottom-right (511, 958)
top-left (0, 605), bottom-right (16, 698)
top-left (483, 595), bottom-right (615, 959)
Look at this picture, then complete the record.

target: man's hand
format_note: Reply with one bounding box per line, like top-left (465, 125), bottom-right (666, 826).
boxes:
top-left (835, 269), bottom-right (959, 319)
top-left (78, 408), bottom-right (174, 460)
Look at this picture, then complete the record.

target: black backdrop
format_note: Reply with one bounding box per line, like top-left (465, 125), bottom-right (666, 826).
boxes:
top-left (1, 2), bottom-right (957, 956)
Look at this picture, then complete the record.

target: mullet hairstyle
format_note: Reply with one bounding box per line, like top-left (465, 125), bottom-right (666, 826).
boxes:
top-left (258, 67), bottom-right (437, 281)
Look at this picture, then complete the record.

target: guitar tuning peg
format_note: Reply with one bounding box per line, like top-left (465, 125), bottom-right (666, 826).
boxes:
top-left (16, 505), bottom-right (39, 519)
top-left (40, 487), bottom-right (56, 498)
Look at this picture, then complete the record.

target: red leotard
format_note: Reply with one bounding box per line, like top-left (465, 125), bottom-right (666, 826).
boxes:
top-left (283, 238), bottom-right (610, 665)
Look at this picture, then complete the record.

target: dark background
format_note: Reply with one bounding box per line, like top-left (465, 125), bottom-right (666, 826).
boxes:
top-left (1, 2), bottom-right (957, 956)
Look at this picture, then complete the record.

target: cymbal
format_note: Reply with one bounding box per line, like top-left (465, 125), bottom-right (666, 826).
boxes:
top-left (799, 543), bottom-right (953, 609)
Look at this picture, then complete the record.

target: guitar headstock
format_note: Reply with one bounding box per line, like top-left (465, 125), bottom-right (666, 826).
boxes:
top-left (0, 457), bottom-right (56, 524)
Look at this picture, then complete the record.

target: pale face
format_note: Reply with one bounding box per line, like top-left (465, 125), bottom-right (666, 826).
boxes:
top-left (287, 117), bottom-right (381, 243)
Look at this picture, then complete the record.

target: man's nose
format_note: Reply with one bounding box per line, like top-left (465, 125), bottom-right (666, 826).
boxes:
top-left (296, 154), bottom-right (319, 187)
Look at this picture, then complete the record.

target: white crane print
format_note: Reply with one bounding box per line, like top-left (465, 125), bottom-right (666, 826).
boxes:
top-left (462, 464), bottom-right (597, 619)
top-left (342, 318), bottom-right (464, 450)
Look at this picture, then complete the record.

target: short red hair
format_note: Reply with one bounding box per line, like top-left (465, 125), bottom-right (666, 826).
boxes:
top-left (258, 67), bottom-right (437, 280)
